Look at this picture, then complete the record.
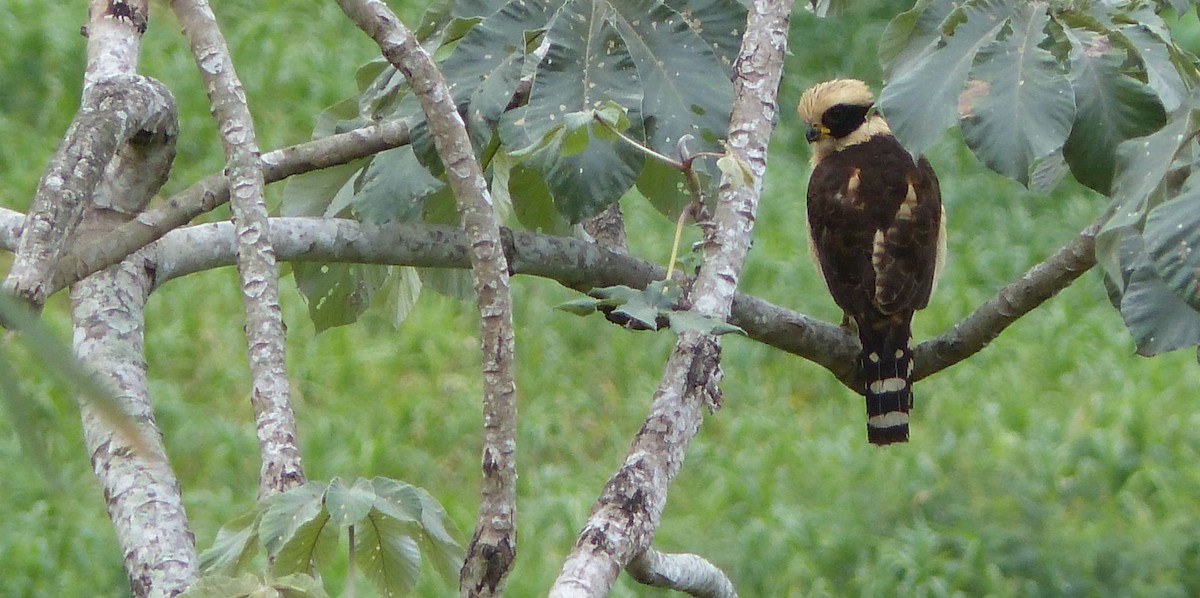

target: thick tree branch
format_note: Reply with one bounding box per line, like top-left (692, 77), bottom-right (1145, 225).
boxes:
top-left (1, 73), bottom-right (174, 311)
top-left (73, 257), bottom-right (198, 598)
top-left (548, 0), bottom-right (792, 594)
top-left (333, 1), bottom-right (519, 595)
top-left (0, 210), bottom-right (1103, 392)
top-left (172, 0), bottom-right (304, 498)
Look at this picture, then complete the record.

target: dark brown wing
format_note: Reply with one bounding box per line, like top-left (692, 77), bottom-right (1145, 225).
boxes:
top-left (807, 135), bottom-right (940, 318)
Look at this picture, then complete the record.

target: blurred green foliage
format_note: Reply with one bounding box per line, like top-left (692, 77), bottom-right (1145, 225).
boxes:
top-left (4, 0), bottom-right (1200, 596)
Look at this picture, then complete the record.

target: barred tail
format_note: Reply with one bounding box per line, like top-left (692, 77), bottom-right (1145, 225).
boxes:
top-left (857, 319), bottom-right (914, 445)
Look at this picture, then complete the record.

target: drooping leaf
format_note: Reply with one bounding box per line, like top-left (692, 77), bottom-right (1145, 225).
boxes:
top-left (325, 477), bottom-right (377, 528)
top-left (442, 0), bottom-right (555, 106)
top-left (200, 511), bottom-right (262, 576)
top-left (1060, 26), bottom-right (1168, 194)
top-left (498, 0), bottom-right (646, 222)
top-left (1102, 102), bottom-right (1197, 235)
top-left (352, 146), bottom-right (444, 224)
top-left (608, 0), bottom-right (732, 152)
top-left (272, 574), bottom-right (331, 598)
top-left (259, 482), bottom-right (328, 556)
top-left (612, 279), bottom-right (681, 329)
top-left (636, 158), bottom-right (691, 220)
top-left (1121, 244), bottom-right (1200, 356)
top-left (376, 266), bottom-right (424, 328)
top-left (354, 510), bottom-right (423, 597)
top-left (1144, 186), bottom-right (1200, 309)
top-left (556, 297), bottom-right (605, 315)
top-left (372, 477), bottom-right (465, 580)
top-left (508, 159), bottom-right (574, 234)
top-left (293, 263), bottom-right (390, 333)
top-left (271, 507), bottom-right (338, 577)
top-left (279, 159), bottom-right (366, 218)
top-left (880, 0), bottom-right (1015, 158)
top-left (959, 2), bottom-right (1074, 186)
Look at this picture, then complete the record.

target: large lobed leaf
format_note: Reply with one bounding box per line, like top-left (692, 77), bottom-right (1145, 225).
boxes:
top-left (959, 2), bottom-right (1075, 186)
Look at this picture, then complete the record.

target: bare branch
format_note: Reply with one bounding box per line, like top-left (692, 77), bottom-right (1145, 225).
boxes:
top-left (332, 1), bottom-right (519, 594)
top-left (913, 215), bottom-right (1103, 381)
top-left (171, 0), bottom-right (304, 498)
top-left (56, 119), bottom-right (412, 295)
top-left (626, 549), bottom-right (737, 598)
top-left (548, 0), bottom-right (793, 594)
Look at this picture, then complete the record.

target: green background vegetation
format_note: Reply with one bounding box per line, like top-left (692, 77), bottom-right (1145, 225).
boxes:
top-left (4, 0), bottom-right (1200, 595)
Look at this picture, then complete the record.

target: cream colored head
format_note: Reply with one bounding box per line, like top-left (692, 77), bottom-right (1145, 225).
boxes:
top-left (798, 79), bottom-right (891, 165)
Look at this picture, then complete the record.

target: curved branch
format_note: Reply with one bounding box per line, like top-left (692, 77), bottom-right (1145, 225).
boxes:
top-left (333, 1), bottom-right (519, 595)
top-left (172, 0), bottom-right (303, 498)
top-left (912, 216), bottom-right (1103, 382)
top-left (626, 549), bottom-right (737, 598)
top-left (57, 119), bottom-right (412, 295)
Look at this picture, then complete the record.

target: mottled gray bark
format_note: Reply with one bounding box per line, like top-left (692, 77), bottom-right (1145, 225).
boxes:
top-left (73, 256), bottom-right (198, 598)
top-left (548, 0), bottom-right (793, 593)
top-left (626, 548), bottom-right (737, 598)
top-left (333, 1), bottom-right (519, 595)
top-left (172, 0), bottom-right (305, 498)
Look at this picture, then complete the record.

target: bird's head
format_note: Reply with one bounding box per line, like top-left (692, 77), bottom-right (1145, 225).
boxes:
top-left (798, 79), bottom-right (891, 165)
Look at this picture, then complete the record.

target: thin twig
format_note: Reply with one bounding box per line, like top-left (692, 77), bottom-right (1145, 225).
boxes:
top-left (171, 0), bottom-right (305, 498)
top-left (332, 1), bottom-right (519, 595)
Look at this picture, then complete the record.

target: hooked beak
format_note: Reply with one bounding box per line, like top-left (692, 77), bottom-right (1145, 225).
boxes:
top-left (805, 124), bottom-right (829, 143)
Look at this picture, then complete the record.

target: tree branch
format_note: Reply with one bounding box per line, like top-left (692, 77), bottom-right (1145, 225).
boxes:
top-left (332, 1), bottom-right (519, 595)
top-left (172, 0), bottom-right (304, 498)
top-left (625, 548), bottom-right (736, 598)
top-left (56, 118), bottom-right (412, 296)
top-left (548, 0), bottom-right (793, 593)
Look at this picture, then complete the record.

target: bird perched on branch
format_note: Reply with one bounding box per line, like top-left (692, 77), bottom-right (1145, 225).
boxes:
top-left (798, 79), bottom-right (945, 445)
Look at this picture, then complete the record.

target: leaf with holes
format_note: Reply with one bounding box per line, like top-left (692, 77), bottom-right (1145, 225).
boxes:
top-left (325, 477), bottom-right (377, 529)
top-left (259, 482), bottom-right (328, 557)
top-left (293, 263), bottom-right (390, 333)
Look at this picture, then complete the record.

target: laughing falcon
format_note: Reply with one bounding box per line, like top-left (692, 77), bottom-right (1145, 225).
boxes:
top-left (798, 79), bottom-right (945, 445)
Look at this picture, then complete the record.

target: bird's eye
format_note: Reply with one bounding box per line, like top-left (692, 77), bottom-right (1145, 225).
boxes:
top-left (823, 104), bottom-right (872, 138)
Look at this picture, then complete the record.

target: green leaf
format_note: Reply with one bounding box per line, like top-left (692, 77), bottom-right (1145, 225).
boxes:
top-left (636, 158), bottom-right (690, 219)
top-left (325, 477), bottom-right (377, 528)
top-left (372, 478), bottom-right (466, 580)
top-left (355, 510), bottom-right (423, 597)
top-left (176, 573), bottom-right (265, 598)
top-left (376, 266), bottom-right (424, 328)
top-left (200, 511), bottom-right (262, 576)
top-left (509, 161), bottom-right (574, 234)
top-left (271, 508), bottom-right (337, 577)
top-left (879, 0), bottom-right (1014, 158)
top-left (279, 159), bottom-right (366, 218)
top-left (959, 3), bottom-right (1074, 186)
top-left (611, 280), bottom-right (681, 329)
top-left (1061, 26), bottom-right (1168, 194)
top-left (272, 574), bottom-right (331, 598)
top-left (716, 153), bottom-right (753, 189)
top-left (1144, 186), bottom-right (1200, 309)
top-left (666, 310), bottom-right (745, 336)
top-left (1102, 102), bottom-right (1197, 236)
top-left (259, 482), bottom-right (329, 556)
top-left (608, 0), bottom-right (733, 152)
top-left (293, 263), bottom-right (390, 333)
top-left (879, 0), bottom-right (956, 79)
top-left (441, 0), bottom-right (556, 108)
top-left (1121, 24), bottom-right (1190, 112)
top-left (1121, 241), bottom-right (1200, 356)
top-left (661, 0), bottom-right (746, 69)
top-left (498, 0), bottom-right (646, 223)
top-left (555, 297), bottom-right (604, 315)
top-left (353, 146), bottom-right (444, 224)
